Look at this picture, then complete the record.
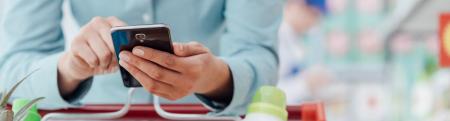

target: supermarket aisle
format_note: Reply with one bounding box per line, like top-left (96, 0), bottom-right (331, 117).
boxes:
top-left (276, 0), bottom-right (450, 121)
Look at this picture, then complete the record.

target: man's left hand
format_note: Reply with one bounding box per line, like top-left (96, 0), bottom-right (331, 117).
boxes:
top-left (118, 42), bottom-right (233, 101)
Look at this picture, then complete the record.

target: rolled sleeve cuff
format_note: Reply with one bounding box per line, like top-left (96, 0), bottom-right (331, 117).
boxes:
top-left (29, 52), bottom-right (91, 109)
top-left (195, 57), bottom-right (253, 116)
top-left (62, 77), bottom-right (93, 104)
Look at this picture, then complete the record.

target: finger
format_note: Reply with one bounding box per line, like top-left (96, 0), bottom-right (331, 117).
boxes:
top-left (103, 17), bottom-right (126, 71)
top-left (120, 51), bottom-right (181, 85)
top-left (67, 53), bottom-right (93, 77)
top-left (106, 56), bottom-right (119, 73)
top-left (105, 17), bottom-right (127, 52)
top-left (106, 16), bottom-right (127, 27)
top-left (132, 46), bottom-right (186, 71)
top-left (93, 67), bottom-right (106, 75)
top-left (72, 39), bottom-right (99, 68)
top-left (91, 17), bottom-right (116, 53)
top-left (85, 31), bottom-right (112, 69)
top-left (70, 52), bottom-right (90, 70)
top-left (173, 42), bottom-right (209, 57)
top-left (119, 60), bottom-right (175, 94)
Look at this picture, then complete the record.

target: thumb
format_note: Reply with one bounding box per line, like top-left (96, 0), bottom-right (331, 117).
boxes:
top-left (173, 42), bottom-right (209, 57)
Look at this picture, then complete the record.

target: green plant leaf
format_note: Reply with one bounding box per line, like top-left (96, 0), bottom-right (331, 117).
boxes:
top-left (0, 69), bottom-right (39, 108)
top-left (13, 97), bottom-right (44, 121)
top-left (0, 90), bottom-right (6, 109)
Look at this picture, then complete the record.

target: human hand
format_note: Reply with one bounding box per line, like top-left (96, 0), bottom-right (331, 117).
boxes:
top-left (118, 42), bottom-right (233, 101)
top-left (57, 16), bottom-right (127, 95)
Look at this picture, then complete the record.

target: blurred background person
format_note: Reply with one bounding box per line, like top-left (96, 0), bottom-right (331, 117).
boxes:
top-left (278, 0), bottom-right (330, 104)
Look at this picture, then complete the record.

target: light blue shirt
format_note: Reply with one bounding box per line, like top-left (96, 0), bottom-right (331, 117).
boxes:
top-left (0, 0), bottom-right (283, 115)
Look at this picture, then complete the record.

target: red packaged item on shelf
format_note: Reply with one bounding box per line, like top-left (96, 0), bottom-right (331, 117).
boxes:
top-left (439, 13), bottom-right (450, 67)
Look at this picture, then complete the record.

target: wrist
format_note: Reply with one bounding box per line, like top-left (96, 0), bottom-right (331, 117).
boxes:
top-left (197, 58), bottom-right (233, 103)
top-left (57, 53), bottom-right (87, 95)
top-left (58, 54), bottom-right (83, 82)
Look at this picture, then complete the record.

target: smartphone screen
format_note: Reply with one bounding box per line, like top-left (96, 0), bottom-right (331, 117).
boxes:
top-left (111, 24), bottom-right (174, 87)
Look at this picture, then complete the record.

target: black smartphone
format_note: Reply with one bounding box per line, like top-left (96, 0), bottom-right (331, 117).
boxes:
top-left (111, 24), bottom-right (174, 87)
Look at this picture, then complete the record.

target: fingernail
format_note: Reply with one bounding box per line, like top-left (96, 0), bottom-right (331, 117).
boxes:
top-left (119, 53), bottom-right (129, 62)
top-left (119, 60), bottom-right (127, 68)
top-left (133, 48), bottom-right (144, 56)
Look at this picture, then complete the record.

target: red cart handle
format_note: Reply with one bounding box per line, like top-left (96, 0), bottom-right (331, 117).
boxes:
top-left (300, 102), bottom-right (326, 121)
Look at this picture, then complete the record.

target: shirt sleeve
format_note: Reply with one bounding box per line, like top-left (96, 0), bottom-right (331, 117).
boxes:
top-left (197, 0), bottom-right (284, 116)
top-left (0, 0), bottom-right (91, 109)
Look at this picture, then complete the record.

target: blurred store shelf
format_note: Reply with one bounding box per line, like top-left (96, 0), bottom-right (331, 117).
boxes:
top-left (380, 0), bottom-right (450, 40)
top-left (401, 0), bottom-right (450, 32)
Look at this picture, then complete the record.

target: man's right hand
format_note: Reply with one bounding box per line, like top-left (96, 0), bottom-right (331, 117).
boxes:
top-left (57, 16), bottom-right (127, 96)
